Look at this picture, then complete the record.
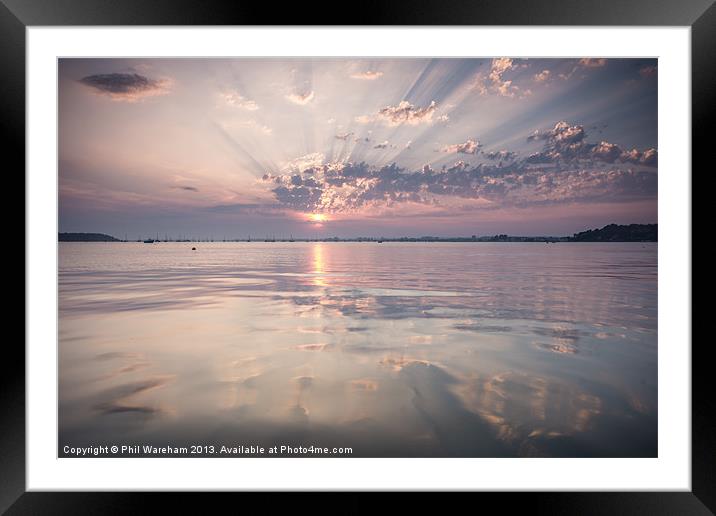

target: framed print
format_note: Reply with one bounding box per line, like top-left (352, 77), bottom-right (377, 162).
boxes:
top-left (6, 0), bottom-right (711, 512)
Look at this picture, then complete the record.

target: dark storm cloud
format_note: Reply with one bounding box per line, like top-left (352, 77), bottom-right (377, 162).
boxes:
top-left (78, 73), bottom-right (171, 101)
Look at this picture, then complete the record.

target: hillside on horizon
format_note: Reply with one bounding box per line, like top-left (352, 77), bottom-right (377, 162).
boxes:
top-left (571, 224), bottom-right (657, 242)
top-left (59, 232), bottom-right (120, 242)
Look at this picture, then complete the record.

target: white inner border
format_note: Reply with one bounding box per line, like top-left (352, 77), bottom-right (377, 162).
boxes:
top-left (27, 27), bottom-right (691, 491)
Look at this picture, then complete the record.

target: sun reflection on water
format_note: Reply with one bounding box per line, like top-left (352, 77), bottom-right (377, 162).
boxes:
top-left (312, 243), bottom-right (327, 287)
top-left (58, 242), bottom-right (658, 457)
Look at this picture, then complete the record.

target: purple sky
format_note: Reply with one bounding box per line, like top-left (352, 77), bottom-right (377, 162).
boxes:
top-left (59, 58), bottom-right (657, 239)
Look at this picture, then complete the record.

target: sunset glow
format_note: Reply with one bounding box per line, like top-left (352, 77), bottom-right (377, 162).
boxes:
top-left (59, 58), bottom-right (657, 239)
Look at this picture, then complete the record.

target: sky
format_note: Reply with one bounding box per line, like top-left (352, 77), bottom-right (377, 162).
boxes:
top-left (58, 58), bottom-right (657, 239)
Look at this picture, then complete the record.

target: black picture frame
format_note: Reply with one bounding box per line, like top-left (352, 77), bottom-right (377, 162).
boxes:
top-left (5, 0), bottom-right (710, 512)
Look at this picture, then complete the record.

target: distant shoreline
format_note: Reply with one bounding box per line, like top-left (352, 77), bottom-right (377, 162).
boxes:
top-left (59, 239), bottom-right (658, 243)
top-left (59, 224), bottom-right (657, 243)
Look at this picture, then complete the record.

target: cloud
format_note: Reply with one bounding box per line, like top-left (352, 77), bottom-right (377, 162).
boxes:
top-left (285, 90), bottom-right (315, 105)
top-left (558, 58), bottom-right (609, 80)
top-left (591, 141), bottom-right (622, 163)
top-left (220, 89), bottom-right (259, 110)
top-left (526, 120), bottom-right (657, 167)
top-left (258, 117), bottom-right (657, 214)
top-left (483, 150), bottom-right (517, 161)
top-left (578, 58), bottom-right (607, 68)
top-left (489, 58), bottom-right (515, 82)
top-left (173, 185), bottom-right (199, 192)
top-left (527, 121), bottom-right (585, 144)
top-left (78, 73), bottom-right (171, 102)
top-left (471, 58), bottom-right (527, 98)
top-left (259, 156), bottom-right (657, 215)
top-left (350, 71), bottom-right (383, 80)
top-left (441, 138), bottom-right (480, 155)
top-left (358, 100), bottom-right (439, 126)
top-left (639, 65), bottom-right (657, 78)
top-left (552, 122), bottom-right (586, 144)
top-left (620, 147), bottom-right (658, 166)
top-left (533, 70), bottom-right (551, 83)
top-left (282, 152), bottom-right (326, 173)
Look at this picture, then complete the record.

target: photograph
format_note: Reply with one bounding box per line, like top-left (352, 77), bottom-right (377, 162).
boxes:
top-left (57, 57), bottom-right (658, 459)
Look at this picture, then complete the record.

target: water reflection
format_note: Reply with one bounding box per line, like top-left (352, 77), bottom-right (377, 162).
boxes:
top-left (312, 243), bottom-right (326, 287)
top-left (59, 242), bottom-right (657, 457)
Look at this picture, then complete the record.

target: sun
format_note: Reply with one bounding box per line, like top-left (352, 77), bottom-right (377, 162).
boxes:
top-left (308, 213), bottom-right (328, 223)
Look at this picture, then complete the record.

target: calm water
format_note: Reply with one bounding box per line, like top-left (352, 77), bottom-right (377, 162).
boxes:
top-left (59, 242), bottom-right (657, 457)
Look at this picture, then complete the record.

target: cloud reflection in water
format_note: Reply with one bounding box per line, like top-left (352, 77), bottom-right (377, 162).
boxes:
top-left (59, 242), bottom-right (657, 457)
